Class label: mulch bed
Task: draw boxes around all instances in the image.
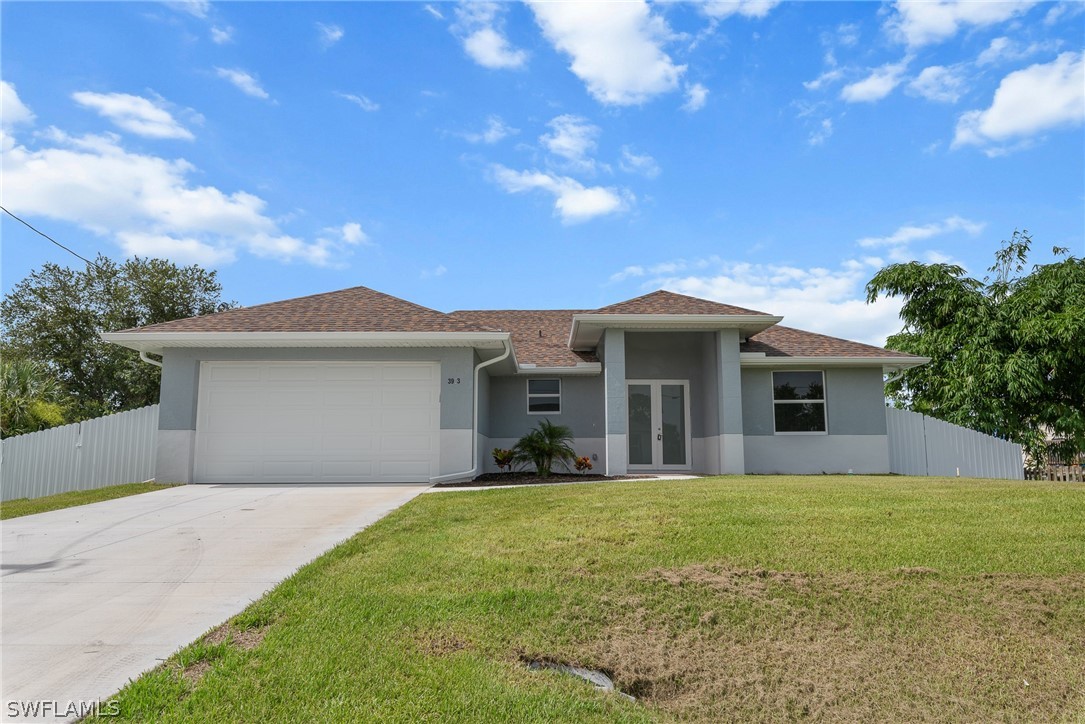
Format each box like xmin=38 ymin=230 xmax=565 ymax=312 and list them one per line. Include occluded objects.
xmin=435 ymin=472 xmax=651 ymax=488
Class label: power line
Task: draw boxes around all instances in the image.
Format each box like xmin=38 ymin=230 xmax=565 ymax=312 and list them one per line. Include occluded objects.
xmin=1 ymin=205 xmax=107 ymax=272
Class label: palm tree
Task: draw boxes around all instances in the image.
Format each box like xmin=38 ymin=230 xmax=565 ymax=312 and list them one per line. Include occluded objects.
xmin=512 ymin=419 xmax=576 ymax=478
xmin=1 ymin=357 xmax=68 ymax=438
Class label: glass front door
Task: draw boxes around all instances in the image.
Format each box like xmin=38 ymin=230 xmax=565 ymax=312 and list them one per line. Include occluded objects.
xmin=626 ymin=380 xmax=691 ymax=469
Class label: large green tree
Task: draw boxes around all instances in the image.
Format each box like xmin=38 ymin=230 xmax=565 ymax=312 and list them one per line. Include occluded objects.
xmin=1 ymin=256 xmax=235 ymax=419
xmin=0 ymin=357 xmax=68 ymax=437
xmin=866 ymin=231 xmax=1084 ymax=464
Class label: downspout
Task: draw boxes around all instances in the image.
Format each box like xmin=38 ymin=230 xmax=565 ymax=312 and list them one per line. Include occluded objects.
xmin=429 ymin=336 xmax=512 ymax=484
xmin=139 ymin=351 xmax=163 ymax=368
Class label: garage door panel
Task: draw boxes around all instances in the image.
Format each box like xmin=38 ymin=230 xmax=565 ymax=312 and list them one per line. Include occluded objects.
xmin=380 ymin=434 xmax=436 ymax=452
xmin=379 ymin=460 xmax=434 ymax=476
xmin=325 ymin=366 xmax=381 ymax=382
xmin=206 ymin=365 xmax=263 ymax=383
xmin=195 ymin=361 xmax=441 ymax=484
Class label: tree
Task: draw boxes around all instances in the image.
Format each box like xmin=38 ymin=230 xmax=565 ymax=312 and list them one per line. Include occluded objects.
xmin=866 ymin=230 xmax=1084 ymax=464
xmin=512 ymin=419 xmax=577 ymax=477
xmin=1 ymin=357 xmax=69 ymax=437
xmin=1 ymin=256 xmax=235 ymax=419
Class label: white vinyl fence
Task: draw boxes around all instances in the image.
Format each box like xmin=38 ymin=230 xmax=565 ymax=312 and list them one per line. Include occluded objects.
xmin=1 ymin=405 xmax=159 ymax=501
xmin=887 ymin=407 xmax=1023 ymax=480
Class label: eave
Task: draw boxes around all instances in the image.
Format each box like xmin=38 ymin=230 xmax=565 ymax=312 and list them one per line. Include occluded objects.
xmin=568 ymin=313 xmax=783 ymax=351
xmin=738 ymin=353 xmax=930 ymax=372
xmin=101 ymin=331 xmax=512 ymax=356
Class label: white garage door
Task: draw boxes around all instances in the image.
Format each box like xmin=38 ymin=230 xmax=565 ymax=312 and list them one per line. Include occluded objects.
xmin=194 ymin=361 xmax=440 ymax=483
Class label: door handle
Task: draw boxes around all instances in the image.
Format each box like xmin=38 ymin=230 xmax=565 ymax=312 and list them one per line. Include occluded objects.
xmin=656 ymin=433 xmax=662 ymax=441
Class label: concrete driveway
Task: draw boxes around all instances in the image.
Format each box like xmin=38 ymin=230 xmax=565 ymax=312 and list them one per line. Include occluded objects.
xmin=1 ymin=483 xmax=428 ymax=719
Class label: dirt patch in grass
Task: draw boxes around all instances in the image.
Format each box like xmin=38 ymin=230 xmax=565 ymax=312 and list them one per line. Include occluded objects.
xmin=418 ymin=631 xmax=470 ymax=656
xmin=583 ymin=564 xmax=1085 ymax=721
xmin=437 ymin=472 xmax=651 ymax=488
xmin=178 ymin=659 xmax=212 ymax=687
xmin=202 ymin=622 xmax=269 ymax=651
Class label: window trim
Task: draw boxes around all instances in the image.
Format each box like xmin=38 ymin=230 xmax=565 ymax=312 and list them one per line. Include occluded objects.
xmin=527 ymin=377 xmax=562 ymax=415
xmin=771 ymin=369 xmax=828 ymax=435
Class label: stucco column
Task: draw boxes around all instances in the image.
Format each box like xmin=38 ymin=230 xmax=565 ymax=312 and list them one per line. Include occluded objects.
xmin=716 ymin=329 xmax=746 ymax=474
xmin=603 ymin=328 xmax=628 ymax=476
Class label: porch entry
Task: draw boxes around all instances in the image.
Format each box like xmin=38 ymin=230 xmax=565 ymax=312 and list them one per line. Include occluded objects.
xmin=626 ymin=380 xmax=692 ymax=470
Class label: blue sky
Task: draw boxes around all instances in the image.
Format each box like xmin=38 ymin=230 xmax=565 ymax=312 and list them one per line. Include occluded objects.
xmin=2 ymin=0 xmax=1082 ymax=345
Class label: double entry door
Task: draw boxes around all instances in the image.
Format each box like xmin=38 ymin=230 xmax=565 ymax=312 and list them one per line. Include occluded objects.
xmin=627 ymin=379 xmax=691 ymax=470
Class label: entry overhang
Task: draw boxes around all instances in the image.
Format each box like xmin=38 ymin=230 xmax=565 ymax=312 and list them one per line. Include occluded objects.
xmin=568 ymin=313 xmax=784 ymax=351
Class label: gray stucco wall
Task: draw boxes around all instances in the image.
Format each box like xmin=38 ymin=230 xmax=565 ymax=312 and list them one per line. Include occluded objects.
xmin=158 ymin=347 xmax=475 ymax=431
xmin=741 ymin=366 xmax=888 ymax=436
xmin=625 ymin=332 xmax=713 ymax=438
xmin=477 ymin=364 xmax=492 ymax=438
xmin=487 ymin=375 xmax=604 ymax=439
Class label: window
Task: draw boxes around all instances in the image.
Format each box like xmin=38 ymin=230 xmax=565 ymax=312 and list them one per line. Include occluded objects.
xmin=772 ymin=371 xmax=826 ymax=433
xmin=527 ymin=378 xmax=561 ymax=414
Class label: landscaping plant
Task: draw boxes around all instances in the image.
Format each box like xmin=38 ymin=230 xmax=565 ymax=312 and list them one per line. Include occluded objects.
xmin=511 ymin=419 xmax=576 ymax=478
xmin=492 ymin=448 xmax=515 ymax=473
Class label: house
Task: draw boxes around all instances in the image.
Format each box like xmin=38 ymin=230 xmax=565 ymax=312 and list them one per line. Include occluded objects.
xmin=102 ymin=287 xmax=927 ymax=484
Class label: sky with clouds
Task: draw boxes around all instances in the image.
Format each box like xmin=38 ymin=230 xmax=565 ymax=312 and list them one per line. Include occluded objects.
xmin=2 ymin=1 xmax=1082 ymax=346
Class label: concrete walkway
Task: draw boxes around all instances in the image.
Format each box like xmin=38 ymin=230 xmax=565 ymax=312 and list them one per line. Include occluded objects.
xmin=425 ymin=474 xmax=701 ymax=493
xmin=1 ymin=483 xmax=428 ymax=720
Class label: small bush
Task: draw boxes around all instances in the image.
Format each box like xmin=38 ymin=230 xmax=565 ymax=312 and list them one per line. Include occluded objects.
xmin=511 ymin=419 xmax=576 ymax=478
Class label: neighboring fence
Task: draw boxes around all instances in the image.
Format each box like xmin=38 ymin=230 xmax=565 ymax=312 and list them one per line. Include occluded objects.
xmin=886 ymin=407 xmax=1023 ymax=480
xmin=1028 ymin=465 xmax=1085 ymax=482
xmin=1 ymin=405 xmax=159 ymax=502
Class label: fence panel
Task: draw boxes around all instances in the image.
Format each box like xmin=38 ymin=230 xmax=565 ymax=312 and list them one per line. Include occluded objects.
xmin=886 ymin=407 xmax=1023 ymax=480
xmin=1 ymin=405 xmax=159 ymax=501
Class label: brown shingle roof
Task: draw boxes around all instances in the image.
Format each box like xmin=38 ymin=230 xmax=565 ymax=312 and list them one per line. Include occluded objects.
xmin=593 ymin=290 xmax=771 ymax=316
xmin=115 ymin=285 xmax=914 ymax=365
xmin=120 ymin=286 xmax=493 ymax=334
xmin=448 ymin=310 xmax=596 ymax=367
xmin=742 ymin=325 xmax=918 ymax=359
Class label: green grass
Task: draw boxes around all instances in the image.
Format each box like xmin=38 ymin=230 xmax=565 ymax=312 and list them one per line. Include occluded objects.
xmin=97 ymin=476 xmax=1085 ymax=722
xmin=0 ymin=481 xmax=178 ymax=519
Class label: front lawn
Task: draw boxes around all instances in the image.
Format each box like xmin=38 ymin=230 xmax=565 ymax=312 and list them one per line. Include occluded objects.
xmin=100 ymin=476 xmax=1085 ymax=722
xmin=0 ymin=481 xmax=178 ymax=520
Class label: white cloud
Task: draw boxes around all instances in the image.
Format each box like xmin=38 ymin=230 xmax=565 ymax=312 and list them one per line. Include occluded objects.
xmin=836 ymin=22 xmax=860 ymax=47
xmin=840 ymin=58 xmax=911 ymax=103
xmin=336 ymin=92 xmax=380 ymax=112
xmin=528 ymin=0 xmax=685 ymax=106
xmin=803 ymin=68 xmax=844 ymax=91
xmin=701 ymin=0 xmax=780 ymax=19
xmin=462 ymin=115 xmax=517 ymax=144
xmin=489 ymin=164 xmax=631 ymax=223
xmin=1045 ymin=1 xmax=1085 ymax=25
xmin=423 ymin=4 xmax=444 ymax=20
xmin=908 ymin=65 xmax=966 ymax=103
xmin=954 ymin=52 xmax=1085 ymax=151
xmin=540 ymin=115 xmax=599 ymax=170
xmin=337 ymin=222 xmax=369 ymax=245
xmin=808 ymin=118 xmax=833 ymax=146
xmin=215 ymin=67 xmax=271 ymax=101
xmin=210 ymin=25 xmax=233 ymax=44
xmin=72 ymin=91 xmax=194 ymax=140
xmin=116 ymin=232 xmax=236 ymax=266
xmin=452 ymin=2 xmax=528 ymax=70
xmin=857 ymin=215 xmax=985 ymax=260
xmin=1 ymin=80 xmax=35 ymax=130
xmin=420 ymin=264 xmax=447 ymax=279
xmin=316 ymin=22 xmax=344 ymax=49
xmin=2 ymin=121 xmax=357 ymax=267
xmin=164 ymin=0 xmax=210 ymax=19
xmin=681 ymin=82 xmax=709 ymax=112
xmin=625 ymin=256 xmax=905 ymax=346
xmin=619 ymin=146 xmax=661 ymax=178
xmin=886 ymin=0 xmax=1038 ymax=48
xmin=976 ymin=36 xmax=1063 ymax=66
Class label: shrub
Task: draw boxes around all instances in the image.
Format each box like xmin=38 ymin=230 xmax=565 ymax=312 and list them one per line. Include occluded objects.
xmin=492 ymin=448 xmax=515 ymax=473
xmin=511 ymin=419 xmax=576 ymax=478
xmin=574 ymin=456 xmax=592 ymax=473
